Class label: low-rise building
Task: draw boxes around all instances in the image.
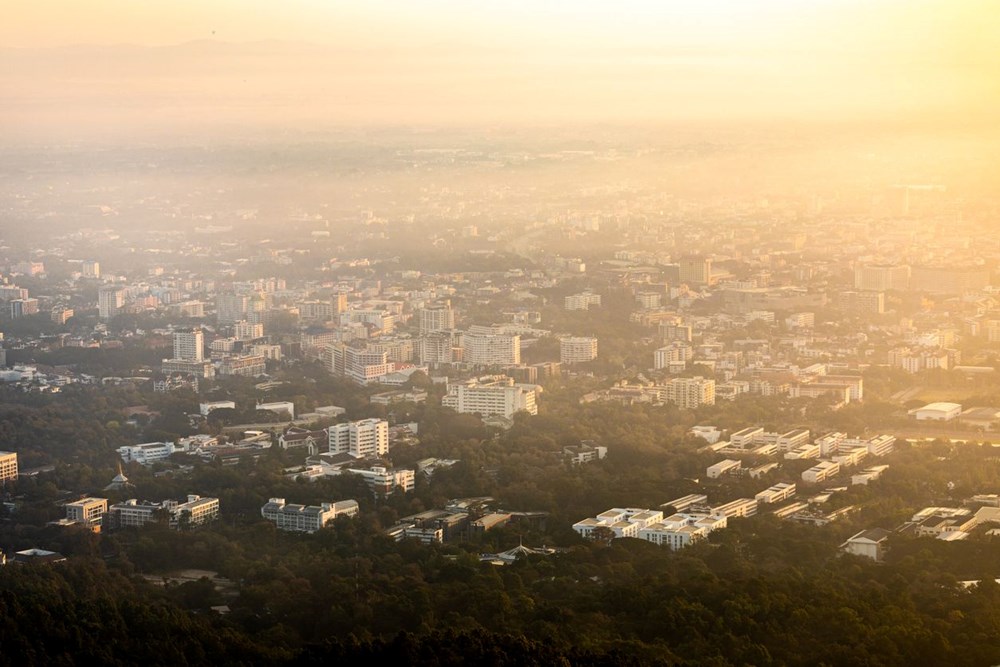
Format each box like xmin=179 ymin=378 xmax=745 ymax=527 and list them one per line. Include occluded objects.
xmin=0 ymin=451 xmax=18 ymax=482
xmin=841 ymin=528 xmax=891 ymax=561
xmin=64 ymin=497 xmax=108 ymax=528
xmin=755 ymin=483 xmax=797 ymax=505
xmin=260 ymin=497 xmax=359 ymax=533
xmin=707 ymin=459 xmax=742 ymax=479
xmin=802 ymin=461 xmax=841 ymax=484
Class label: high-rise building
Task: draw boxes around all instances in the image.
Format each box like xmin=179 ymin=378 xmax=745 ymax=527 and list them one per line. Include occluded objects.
xmin=462 ymin=326 xmax=520 ymax=366
xmin=82 ymin=260 xmax=101 ymax=278
xmin=418 ymin=302 xmax=455 ymax=334
xmin=173 ymin=329 xmax=204 ymax=362
xmin=560 ymin=337 xmax=598 ymax=364
xmin=662 ymin=376 xmax=715 ymax=408
xmin=9 ymin=298 xmax=39 ymax=318
xmin=328 ymin=418 xmax=389 ymax=458
xmin=0 ymin=451 xmax=18 ymax=482
xmin=679 ymin=256 xmax=712 ymax=286
xmin=215 ymin=293 xmax=249 ymax=324
xmin=234 ymin=320 xmax=264 ymax=340
xmin=98 ymin=286 xmax=125 ymax=320
xmin=853 ymin=264 xmax=910 ymax=291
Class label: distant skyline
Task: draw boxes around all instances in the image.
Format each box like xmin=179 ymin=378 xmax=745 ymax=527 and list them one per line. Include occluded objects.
xmin=3 ymin=1 xmax=999 ymax=138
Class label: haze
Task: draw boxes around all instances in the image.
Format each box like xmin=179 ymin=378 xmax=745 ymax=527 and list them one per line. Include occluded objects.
xmin=3 ymin=1 xmax=999 ymax=138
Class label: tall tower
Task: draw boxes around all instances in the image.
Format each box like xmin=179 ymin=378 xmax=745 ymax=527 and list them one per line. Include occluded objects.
xmin=173 ymin=330 xmax=204 ymax=362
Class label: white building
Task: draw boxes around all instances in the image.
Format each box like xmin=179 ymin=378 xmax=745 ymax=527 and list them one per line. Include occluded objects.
xmin=329 ymin=418 xmax=389 ymax=458
xmin=755 ymin=483 xmax=797 ymax=505
xmin=418 ymin=302 xmax=455 ymax=334
xmin=98 ymin=286 xmax=125 ymax=320
xmin=908 ymin=402 xmax=962 ymax=421
xmin=662 ymin=376 xmax=715 ymax=408
xmin=173 ymin=330 xmax=204 ymax=362
xmin=560 ymin=337 xmax=598 ymax=365
xmin=256 ymin=401 xmax=295 ymax=419
xmin=199 ymin=400 xmax=236 ymax=416
xmin=116 ymin=442 xmax=176 ymax=466
xmin=802 ymin=460 xmax=841 ymax=484
xmin=65 ymin=497 xmax=108 ymax=528
xmin=707 ymin=459 xmax=742 ymax=479
xmin=347 ymin=466 xmax=415 ymax=496
xmin=841 ymin=528 xmax=891 ymax=561
xmin=260 ymin=497 xmax=359 ymax=533
xmin=565 ymin=291 xmax=601 ymax=311
xmin=442 ymin=376 xmax=538 ymax=419
xmin=462 ymin=327 xmax=520 ymax=367
xmin=109 ymin=495 xmax=219 ymax=529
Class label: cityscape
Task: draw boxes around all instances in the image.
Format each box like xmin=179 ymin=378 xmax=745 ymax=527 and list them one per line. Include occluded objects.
xmin=2 ymin=1 xmax=1000 ymax=665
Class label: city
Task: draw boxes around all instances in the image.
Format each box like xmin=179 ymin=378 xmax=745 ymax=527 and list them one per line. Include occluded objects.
xmin=2 ymin=1 xmax=1000 ymax=665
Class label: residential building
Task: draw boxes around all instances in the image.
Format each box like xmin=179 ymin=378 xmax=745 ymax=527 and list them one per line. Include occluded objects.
xmin=0 ymin=451 xmax=17 ymax=482
xmin=560 ymin=337 xmax=598 ymax=364
xmin=853 ymin=264 xmax=909 ymax=291
xmin=463 ymin=326 xmax=520 ymax=366
xmin=564 ymin=291 xmax=601 ymax=311
xmin=9 ymin=298 xmax=39 ymax=318
xmin=219 ymin=354 xmax=266 ymax=377
xmin=173 ymin=329 xmax=204 ymax=362
xmin=329 ymin=418 xmax=389 ymax=458
xmin=662 ymin=376 xmax=715 ymax=408
xmin=98 ymin=286 xmax=125 ymax=320
xmin=418 ymin=302 xmax=455 ymax=334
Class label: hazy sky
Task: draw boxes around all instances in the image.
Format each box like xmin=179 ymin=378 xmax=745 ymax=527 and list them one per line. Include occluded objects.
xmin=3 ymin=1 xmax=998 ymax=138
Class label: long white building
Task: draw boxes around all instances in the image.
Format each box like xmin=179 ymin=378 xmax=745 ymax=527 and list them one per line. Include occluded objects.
xmin=260 ymin=497 xmax=359 ymax=533
xmin=462 ymin=326 xmax=520 ymax=367
xmin=442 ymin=376 xmax=538 ymax=419
xmin=560 ymin=337 xmax=598 ymax=365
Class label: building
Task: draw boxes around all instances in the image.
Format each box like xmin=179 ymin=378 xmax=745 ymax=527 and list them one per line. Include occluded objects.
xmin=256 ymin=401 xmax=295 ymax=419
xmin=116 ymin=442 xmax=176 ymax=466
xmin=64 ymin=497 xmax=108 ymax=528
xmin=679 ymin=256 xmax=712 ymax=285
xmin=328 ymin=418 xmax=389 ymax=458
xmin=711 ymin=498 xmax=758 ymax=519
xmin=82 ymin=260 xmax=100 ymax=278
xmin=442 ymin=376 xmax=538 ymax=419
xmin=98 ymin=286 xmax=125 ymax=320
xmin=707 ymin=459 xmax=742 ymax=479
xmin=234 ymin=320 xmax=264 ymax=340
xmin=853 ymin=264 xmax=910 ymax=291
xmin=9 ymin=298 xmax=39 ymax=318
xmin=662 ymin=376 xmax=715 ymax=408
xmin=173 ymin=329 xmax=204 ymax=362
xmin=218 ymin=354 xmax=267 ymax=377
xmin=463 ymin=326 xmax=520 ymax=367
xmin=418 ymin=302 xmax=455 ymax=334
xmin=560 ymin=337 xmax=598 ymax=365
xmin=215 ymin=293 xmax=249 ymax=324
xmin=908 ymin=402 xmax=962 ymax=421
xmin=0 ymin=451 xmax=17 ymax=482
xmin=161 ymin=358 xmax=215 ymax=379
xmin=563 ymin=441 xmax=607 ymax=464
xmin=755 ymin=483 xmax=797 ymax=505
xmin=564 ymin=291 xmax=602 ymax=311
xmin=802 ymin=461 xmax=841 ymax=484
xmin=346 ymin=466 xmax=415 ymax=496
xmin=841 ymin=528 xmax=891 ymax=561
xmin=108 ymin=495 xmax=219 ymax=529
xmin=260 ymin=497 xmax=359 ymax=533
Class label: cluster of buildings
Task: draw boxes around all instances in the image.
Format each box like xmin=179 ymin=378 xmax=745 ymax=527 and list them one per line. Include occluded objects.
xmin=58 ymin=494 xmax=219 ymax=531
